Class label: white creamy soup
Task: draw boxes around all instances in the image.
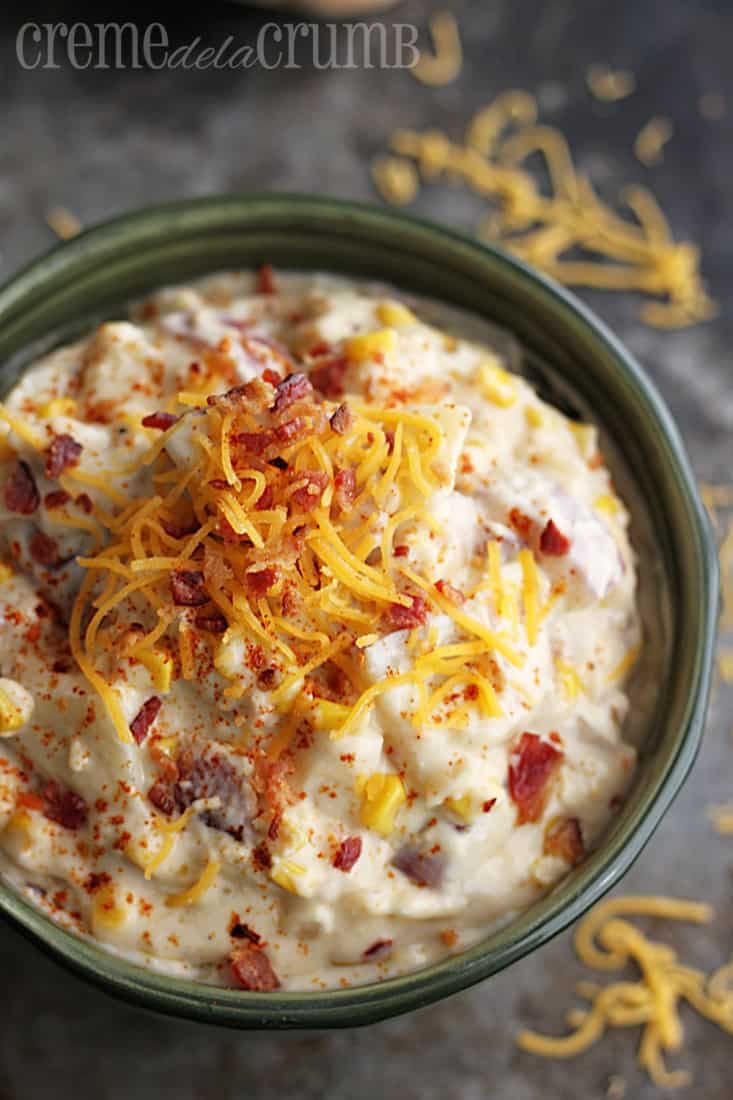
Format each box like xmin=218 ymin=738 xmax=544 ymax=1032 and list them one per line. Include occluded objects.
xmin=0 ymin=270 xmax=640 ymax=991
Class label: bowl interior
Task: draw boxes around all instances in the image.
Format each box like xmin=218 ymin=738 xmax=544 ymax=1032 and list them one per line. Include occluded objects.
xmin=0 ymin=195 xmax=718 ymax=1027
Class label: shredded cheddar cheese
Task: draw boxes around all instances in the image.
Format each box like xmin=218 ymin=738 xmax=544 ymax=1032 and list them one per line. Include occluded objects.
xmin=635 ymin=117 xmax=674 ymax=167
xmin=165 ymin=855 xmax=221 ymax=908
xmin=411 ymin=11 xmax=462 ymax=87
xmin=374 ymin=91 xmax=714 ymax=328
xmin=517 ymin=896 xmax=733 ymax=1089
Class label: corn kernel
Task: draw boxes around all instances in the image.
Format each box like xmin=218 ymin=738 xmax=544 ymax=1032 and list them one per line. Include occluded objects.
xmin=0 ymin=680 xmax=33 ymax=736
xmin=344 ymin=329 xmax=397 ymax=363
xmin=312 ymin=699 xmax=352 ymax=732
xmin=0 ymin=561 xmax=13 ymax=584
xmin=594 ymin=493 xmax=619 ymax=515
xmin=271 ymin=858 xmax=306 ymax=894
xmin=38 ymin=397 xmax=77 ymax=419
xmin=444 ymin=794 xmax=473 ymax=822
xmin=569 ymin=421 xmax=596 ymax=458
xmin=525 ymin=406 xmax=544 ymax=428
xmin=4 ymin=810 xmax=33 ymax=852
xmin=477 ymin=359 xmax=517 ymax=407
xmin=376 ymin=301 xmax=416 ymax=327
xmin=91 ymin=885 xmax=127 ymax=931
xmin=359 ymin=773 xmax=406 ymax=835
xmin=137 ymin=648 xmax=173 ymax=693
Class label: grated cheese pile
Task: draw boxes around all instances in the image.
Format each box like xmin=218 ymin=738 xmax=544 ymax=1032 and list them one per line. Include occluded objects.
xmin=518 ymin=895 xmax=733 ymax=1088
xmin=373 ymin=90 xmax=715 ymax=328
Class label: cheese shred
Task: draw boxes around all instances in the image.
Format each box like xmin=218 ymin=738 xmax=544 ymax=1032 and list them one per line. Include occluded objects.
xmin=517 ymin=895 xmax=733 ymax=1088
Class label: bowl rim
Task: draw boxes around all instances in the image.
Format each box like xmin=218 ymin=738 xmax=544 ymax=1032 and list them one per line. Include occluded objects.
xmin=0 ymin=193 xmax=719 ymax=1028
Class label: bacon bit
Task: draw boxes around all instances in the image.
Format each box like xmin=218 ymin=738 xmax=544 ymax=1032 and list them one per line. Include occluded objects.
xmin=307 ymin=340 xmax=332 ymax=358
xmin=290 ymin=469 xmax=328 ymax=511
xmin=44 ymin=489 xmax=71 ymax=509
xmin=175 ymin=750 xmax=254 ymax=841
xmin=255 ymin=483 xmax=275 ymax=509
xmin=245 ymin=565 xmax=279 ymax=596
xmin=161 ymin=516 xmax=198 ymax=539
xmin=330 ymin=402 xmax=353 ymax=435
xmin=84 ymin=871 xmax=112 ymax=893
xmin=271 ymin=373 xmax=313 ymax=415
xmin=130 ymin=696 xmax=162 ymax=745
xmin=435 ymin=579 xmax=465 ymax=605
xmin=3 ymin=460 xmax=40 ymax=514
xmin=539 ymin=519 xmax=571 ymax=556
xmin=194 ymin=608 xmax=228 ymax=634
xmin=393 ymin=544 xmax=409 ymax=558
xmin=544 ymin=816 xmax=585 ymax=864
xmin=42 ymin=780 xmax=88 ymax=830
xmin=509 ymin=507 xmax=534 ymax=542
xmin=309 ymin=354 xmax=348 ymax=397
xmin=141 ymin=411 xmax=180 ymax=430
xmin=148 ymin=780 xmax=176 ymax=816
xmin=381 ymin=593 xmax=428 ymax=632
xmin=75 ymin=492 xmax=94 ymax=514
xmin=252 ymin=842 xmax=272 ymax=872
xmin=363 ymin=938 xmax=393 ymax=960
xmin=229 ymin=941 xmax=280 ymax=991
xmin=29 ymin=531 xmax=64 ymax=568
xmin=333 ymin=836 xmax=362 ymax=872
xmin=482 ymin=798 xmax=497 ymax=813
xmin=276 ymin=417 xmax=306 ymax=445
xmin=392 ymin=846 xmax=446 ymax=888
xmin=170 ymin=570 xmax=209 ymax=607
xmin=508 ymin=731 xmax=564 ymax=825
xmin=229 ymin=917 xmax=261 ymax=943
xmin=262 ymin=367 xmax=282 ymax=386
xmin=44 ymin=433 xmax=82 ymax=479
xmin=257 ymin=667 xmax=280 ymax=691
xmin=333 ymin=467 xmax=356 ymax=511
xmin=255 ymin=263 xmax=276 ymax=296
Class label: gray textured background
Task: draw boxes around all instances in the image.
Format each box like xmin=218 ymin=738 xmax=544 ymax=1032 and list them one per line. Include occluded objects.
xmin=0 ymin=1 xmax=731 ymax=1097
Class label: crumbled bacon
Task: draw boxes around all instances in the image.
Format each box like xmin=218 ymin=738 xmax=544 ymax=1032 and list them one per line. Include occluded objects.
xmin=307 ymin=340 xmax=331 ymax=358
xmin=161 ymin=516 xmax=198 ymax=540
xmin=329 ymin=403 xmax=353 ymax=435
xmin=42 ymin=780 xmax=88 ymax=830
xmin=255 ymin=263 xmax=276 ymax=296
xmin=309 ymin=354 xmax=348 ymax=397
xmin=170 ymin=570 xmax=209 ymax=606
xmin=508 ymin=507 xmax=534 ymax=542
xmin=229 ymin=917 xmax=261 ymax=943
xmin=175 ymin=749 xmax=254 ymax=841
xmin=392 ymin=846 xmax=446 ymax=888
xmin=381 ymin=594 xmax=428 ymax=632
xmin=3 ymin=460 xmax=39 ymax=514
xmin=393 ymin=544 xmax=409 ymax=558
xmin=29 ymin=531 xmax=64 ymax=568
xmin=75 ymin=492 xmax=93 ymax=514
xmin=229 ymin=941 xmax=280 ymax=991
xmin=435 ymin=579 xmax=465 ymax=605
xmin=141 ymin=411 xmax=180 ymax=430
xmin=363 ymin=938 xmax=393 ymax=960
xmin=194 ymin=608 xmax=228 ymax=634
xmin=245 ymin=565 xmax=279 ymax=595
xmin=44 ymin=433 xmax=82 ymax=479
xmin=44 ymin=489 xmax=71 ymax=510
xmin=544 ymin=816 xmax=584 ymax=864
xmin=271 ymin=373 xmax=313 ymax=415
xmin=148 ymin=780 xmax=176 ymax=816
xmin=333 ymin=467 xmax=356 ymax=510
xmin=130 ymin=696 xmax=162 ymax=745
xmin=508 ymin=732 xmax=564 ymax=825
xmin=262 ymin=367 xmax=282 ymax=386
xmin=289 ymin=469 xmax=328 ymax=512
xmin=539 ymin=519 xmax=571 ymax=556
xmin=333 ymin=836 xmax=362 ymax=872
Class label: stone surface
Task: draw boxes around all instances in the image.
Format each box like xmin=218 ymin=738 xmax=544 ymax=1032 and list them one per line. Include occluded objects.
xmin=0 ymin=1 xmax=731 ymax=1097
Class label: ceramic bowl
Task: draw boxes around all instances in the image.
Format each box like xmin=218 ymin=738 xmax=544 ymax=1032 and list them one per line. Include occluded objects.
xmin=0 ymin=195 xmax=718 ymax=1027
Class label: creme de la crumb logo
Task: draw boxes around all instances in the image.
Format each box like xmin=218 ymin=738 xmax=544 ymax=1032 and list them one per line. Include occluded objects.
xmin=16 ymin=20 xmax=421 ymax=72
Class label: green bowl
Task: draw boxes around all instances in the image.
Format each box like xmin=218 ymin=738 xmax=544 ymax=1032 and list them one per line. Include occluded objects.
xmin=0 ymin=195 xmax=719 ymax=1028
